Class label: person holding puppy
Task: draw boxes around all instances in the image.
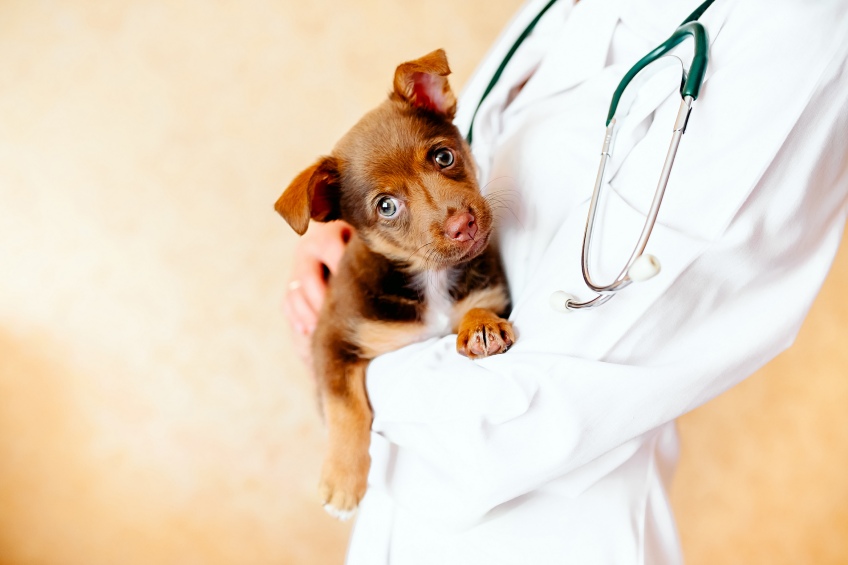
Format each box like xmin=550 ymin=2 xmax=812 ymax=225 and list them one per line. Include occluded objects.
xmin=284 ymin=0 xmax=848 ymax=563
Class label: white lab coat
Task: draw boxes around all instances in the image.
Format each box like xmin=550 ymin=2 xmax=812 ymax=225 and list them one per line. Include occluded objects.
xmin=347 ymin=0 xmax=848 ymax=563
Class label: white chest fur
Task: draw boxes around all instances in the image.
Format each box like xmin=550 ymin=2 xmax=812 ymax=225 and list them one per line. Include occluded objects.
xmin=414 ymin=269 xmax=456 ymax=338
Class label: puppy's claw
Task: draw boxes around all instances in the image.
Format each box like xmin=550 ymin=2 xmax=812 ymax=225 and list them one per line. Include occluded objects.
xmin=457 ymin=315 xmax=514 ymax=359
xmin=318 ymin=480 xmax=362 ymax=521
xmin=323 ymin=503 xmax=357 ymax=521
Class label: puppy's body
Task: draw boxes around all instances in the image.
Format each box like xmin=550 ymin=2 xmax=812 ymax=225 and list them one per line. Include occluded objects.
xmin=276 ymin=50 xmax=514 ymax=518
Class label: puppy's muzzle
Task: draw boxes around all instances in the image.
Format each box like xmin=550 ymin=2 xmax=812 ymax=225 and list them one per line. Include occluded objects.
xmin=444 ymin=211 xmax=478 ymax=242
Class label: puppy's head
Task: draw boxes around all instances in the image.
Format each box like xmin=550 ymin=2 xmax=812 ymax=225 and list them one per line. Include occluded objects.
xmin=275 ymin=49 xmax=492 ymax=271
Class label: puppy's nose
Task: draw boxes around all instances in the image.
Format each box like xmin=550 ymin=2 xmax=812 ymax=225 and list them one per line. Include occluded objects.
xmin=445 ymin=212 xmax=478 ymax=242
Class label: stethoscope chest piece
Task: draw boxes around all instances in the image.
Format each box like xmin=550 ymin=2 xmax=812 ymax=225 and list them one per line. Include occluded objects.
xmin=549 ymin=253 xmax=661 ymax=313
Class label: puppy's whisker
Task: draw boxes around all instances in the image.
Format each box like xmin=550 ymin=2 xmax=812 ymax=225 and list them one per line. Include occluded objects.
xmin=481 ymin=176 xmax=517 ymax=193
xmin=407 ymin=241 xmax=435 ymax=263
xmin=484 ymin=193 xmax=523 ymax=229
xmin=423 ymin=247 xmax=440 ymax=273
xmin=484 ymin=193 xmax=519 ymax=206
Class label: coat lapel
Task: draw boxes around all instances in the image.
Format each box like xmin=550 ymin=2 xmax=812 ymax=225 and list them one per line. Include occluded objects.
xmin=454 ymin=0 xmax=573 ymax=136
xmin=503 ymin=0 xmax=620 ymax=118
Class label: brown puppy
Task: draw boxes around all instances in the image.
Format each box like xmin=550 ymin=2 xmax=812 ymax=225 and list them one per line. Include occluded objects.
xmin=275 ymin=49 xmax=514 ymax=519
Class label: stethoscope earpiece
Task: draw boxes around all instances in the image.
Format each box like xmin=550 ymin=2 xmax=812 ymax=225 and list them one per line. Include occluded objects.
xmin=627 ymin=254 xmax=661 ymax=282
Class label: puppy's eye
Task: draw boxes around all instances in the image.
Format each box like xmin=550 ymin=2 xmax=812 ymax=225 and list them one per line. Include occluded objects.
xmin=434 ymin=148 xmax=455 ymax=168
xmin=377 ymin=196 xmax=399 ymax=218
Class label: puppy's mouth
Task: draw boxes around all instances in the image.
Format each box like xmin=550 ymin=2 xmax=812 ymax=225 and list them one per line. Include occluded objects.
xmin=460 ymin=231 xmax=490 ymax=260
xmin=404 ymin=231 xmax=490 ymax=271
xmin=437 ymin=229 xmax=490 ymax=267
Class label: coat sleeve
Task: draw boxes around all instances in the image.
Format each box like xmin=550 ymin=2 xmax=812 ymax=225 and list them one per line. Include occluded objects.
xmin=364 ymin=34 xmax=848 ymax=531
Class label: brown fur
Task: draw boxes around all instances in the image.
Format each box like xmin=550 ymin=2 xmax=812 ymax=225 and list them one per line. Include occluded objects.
xmin=275 ymin=49 xmax=514 ymax=517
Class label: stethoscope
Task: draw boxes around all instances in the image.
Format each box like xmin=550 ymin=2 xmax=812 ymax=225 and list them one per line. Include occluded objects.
xmin=466 ymin=0 xmax=714 ymax=312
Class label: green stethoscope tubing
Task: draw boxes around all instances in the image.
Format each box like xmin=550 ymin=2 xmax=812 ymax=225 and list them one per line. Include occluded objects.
xmin=466 ymin=0 xmax=715 ymax=141
xmin=607 ymin=9 xmax=711 ymax=125
xmin=466 ymin=0 xmax=717 ymax=312
xmin=465 ymin=0 xmax=559 ymax=144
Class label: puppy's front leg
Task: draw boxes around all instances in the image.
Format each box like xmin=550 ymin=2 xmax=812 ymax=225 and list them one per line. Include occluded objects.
xmin=319 ymin=358 xmax=372 ymax=520
xmin=456 ymin=307 xmax=514 ymax=359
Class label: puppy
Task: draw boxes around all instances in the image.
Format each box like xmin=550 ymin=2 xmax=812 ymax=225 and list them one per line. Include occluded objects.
xmin=275 ymin=49 xmax=514 ymax=519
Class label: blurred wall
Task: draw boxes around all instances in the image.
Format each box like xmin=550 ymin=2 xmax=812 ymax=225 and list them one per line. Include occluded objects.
xmin=0 ymin=2 xmax=845 ymax=564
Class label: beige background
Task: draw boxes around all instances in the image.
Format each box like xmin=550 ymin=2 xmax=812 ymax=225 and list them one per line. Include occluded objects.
xmin=0 ymin=1 xmax=846 ymax=564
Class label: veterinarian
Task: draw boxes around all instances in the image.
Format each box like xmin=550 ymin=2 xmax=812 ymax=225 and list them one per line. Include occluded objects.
xmin=284 ymin=0 xmax=848 ymax=562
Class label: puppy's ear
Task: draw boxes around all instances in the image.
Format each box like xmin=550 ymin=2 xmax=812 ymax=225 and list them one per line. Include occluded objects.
xmin=392 ymin=49 xmax=456 ymax=119
xmin=275 ymin=157 xmax=341 ymax=235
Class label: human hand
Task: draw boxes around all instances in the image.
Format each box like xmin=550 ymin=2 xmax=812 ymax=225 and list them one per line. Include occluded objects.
xmin=282 ymin=220 xmax=352 ymax=364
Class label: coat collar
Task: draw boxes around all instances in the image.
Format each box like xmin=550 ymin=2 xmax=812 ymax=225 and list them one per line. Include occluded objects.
xmin=508 ymin=0 xmax=733 ymax=116
xmin=503 ymin=0 xmax=620 ymax=117
xmin=454 ymin=0 xmax=574 ymax=135
xmin=462 ymin=0 xmax=734 ymax=145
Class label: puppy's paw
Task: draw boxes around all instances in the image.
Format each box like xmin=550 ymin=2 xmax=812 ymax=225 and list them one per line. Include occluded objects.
xmin=318 ymin=455 xmax=369 ymax=521
xmin=456 ymin=309 xmax=514 ymax=359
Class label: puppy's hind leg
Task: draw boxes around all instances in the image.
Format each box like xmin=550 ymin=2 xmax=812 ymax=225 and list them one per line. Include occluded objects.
xmin=319 ymin=358 xmax=372 ymax=520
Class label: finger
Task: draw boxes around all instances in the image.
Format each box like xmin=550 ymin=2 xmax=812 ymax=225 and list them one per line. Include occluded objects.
xmin=291 ymin=328 xmax=313 ymax=366
xmin=284 ymin=286 xmax=319 ymax=335
xmin=281 ymin=296 xmax=314 ymax=366
xmin=281 ymin=296 xmax=306 ymax=336
xmin=299 ymin=268 xmax=327 ymax=315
